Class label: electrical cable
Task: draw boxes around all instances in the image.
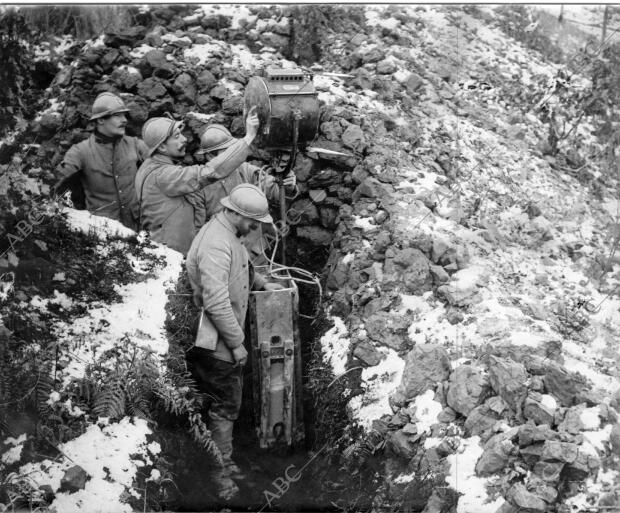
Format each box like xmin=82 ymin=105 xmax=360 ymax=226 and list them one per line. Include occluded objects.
xmin=258 ymin=222 xmax=323 ymax=320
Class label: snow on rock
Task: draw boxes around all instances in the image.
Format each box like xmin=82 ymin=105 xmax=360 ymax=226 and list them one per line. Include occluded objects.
xmin=409 ymin=390 xmax=442 ymax=434
xmin=348 ymin=348 xmax=405 ymax=429
xmin=445 ymin=436 xmax=506 ymax=513
xmin=320 ymin=316 xmax=349 ymax=376
xmin=19 ymin=418 xmax=158 ymax=513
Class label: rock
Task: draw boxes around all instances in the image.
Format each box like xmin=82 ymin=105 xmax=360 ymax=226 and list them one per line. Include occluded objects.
xmin=431 ymin=238 xmax=450 ymax=263
xmin=446 ymin=364 xmax=491 ymax=416
xmin=209 ymin=84 xmax=228 ymax=100
xmin=137 ymin=77 xmax=168 ymax=100
xmin=173 ymin=73 xmax=196 ymax=102
xmin=523 ymin=394 xmax=556 ymax=426
xmin=388 ymin=429 xmax=417 ymax=459
xmin=307 ymin=168 xmax=341 ymax=188
xmin=362 ymin=47 xmax=385 ymax=63
xmin=544 ymin=363 xmax=592 ymax=407
xmin=110 ymin=66 xmax=143 ymax=91
xmin=353 ymin=340 xmax=383 ymax=367
xmin=105 ymin=25 xmax=146 ymax=48
xmin=404 ymin=73 xmax=425 ymax=94
xmin=365 ymin=312 xmax=409 ymax=350
xmin=517 ymin=424 xmax=560 ymax=448
xmin=376 ymin=58 xmax=397 ymax=74
xmin=475 ymin=432 xmax=517 ymax=476
xmin=526 ymin=476 xmax=558 ymax=503
xmin=320 ymin=120 xmax=344 ymax=141
xmin=565 ymin=449 xmax=600 ymax=480
xmin=37 ymin=113 xmax=62 ymax=138
xmin=296 ymin=226 xmax=333 ymax=245
xmin=319 ymin=207 xmax=339 ymax=229
xmin=144 ymin=50 xmax=175 ymax=79
xmin=436 ymin=284 xmax=479 ymax=307
xmin=533 ymin=460 xmax=564 ymax=484
xmin=487 ymin=356 xmax=527 ymax=413
xmin=519 ymin=444 xmax=544 ymax=466
xmin=341 ymin=124 xmax=367 ymax=153
xmin=429 ymin=264 xmax=449 ymax=284
xmin=100 ymin=48 xmax=119 ymax=71
xmin=399 ymin=345 xmax=451 ymax=400
xmin=558 ymin=404 xmax=589 ymax=434
xmin=437 ymin=407 xmax=457 ymax=423
xmin=53 ymin=66 xmax=73 ymax=88
xmin=222 ymin=96 xmax=243 ymax=115
xmin=60 ymin=465 xmax=88 ymax=493
xmin=464 ymin=404 xmax=501 ymax=441
xmin=506 ymin=482 xmax=546 ymax=513
xmin=354 ymin=177 xmax=390 ymax=200
xmin=391 ymin=248 xmax=432 ymax=294
xmin=540 ymin=440 xmax=579 ymax=464
xmin=611 ymin=423 xmax=620 ymax=456
xmin=289 ymin=198 xmax=319 ymax=225
xmin=260 ymin=31 xmax=289 ymax=52
xmin=196 ymin=69 xmax=217 ymax=92
xmin=610 ymin=388 xmax=620 ymax=412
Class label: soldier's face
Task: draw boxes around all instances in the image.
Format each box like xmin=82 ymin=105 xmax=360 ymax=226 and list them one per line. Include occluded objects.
xmin=98 ymin=113 xmax=127 ymax=137
xmin=237 ymin=217 xmax=260 ymax=236
xmin=161 ymin=127 xmax=187 ymax=158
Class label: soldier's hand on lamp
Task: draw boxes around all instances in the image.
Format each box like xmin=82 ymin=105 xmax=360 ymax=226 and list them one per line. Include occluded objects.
xmin=243 ymin=106 xmax=260 ymax=146
xmin=232 ymin=344 xmax=248 ymax=366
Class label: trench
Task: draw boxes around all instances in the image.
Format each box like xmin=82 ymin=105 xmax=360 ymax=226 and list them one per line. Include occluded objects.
xmin=160 ymin=218 xmax=382 ymax=512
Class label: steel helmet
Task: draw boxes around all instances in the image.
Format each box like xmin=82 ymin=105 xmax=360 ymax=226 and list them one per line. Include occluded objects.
xmin=142 ymin=117 xmax=184 ymax=156
xmin=196 ymin=124 xmax=236 ymax=155
xmin=89 ymin=92 xmax=130 ymax=121
xmin=220 ymin=184 xmax=273 ymax=224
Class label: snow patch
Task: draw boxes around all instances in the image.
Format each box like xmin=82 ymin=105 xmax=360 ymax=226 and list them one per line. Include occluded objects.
xmin=320 ymin=316 xmax=349 ymax=376
xmin=445 ymin=436 xmax=506 ymax=513
xmin=348 ymin=348 xmax=405 ymax=429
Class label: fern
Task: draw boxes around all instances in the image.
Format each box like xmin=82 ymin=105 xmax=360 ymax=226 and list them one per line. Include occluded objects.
xmin=94 ymin=374 xmax=126 ymax=419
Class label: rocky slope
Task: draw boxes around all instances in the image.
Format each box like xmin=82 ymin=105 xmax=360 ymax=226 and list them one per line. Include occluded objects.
xmin=0 ymin=4 xmax=619 ymax=513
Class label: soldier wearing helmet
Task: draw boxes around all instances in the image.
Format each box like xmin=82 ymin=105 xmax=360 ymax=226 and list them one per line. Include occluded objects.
xmin=186 ymin=184 xmax=284 ymax=500
xmin=55 ymin=92 xmax=149 ymax=230
xmin=190 ymin=123 xmax=297 ymax=262
xmin=135 ymin=108 xmax=260 ymax=255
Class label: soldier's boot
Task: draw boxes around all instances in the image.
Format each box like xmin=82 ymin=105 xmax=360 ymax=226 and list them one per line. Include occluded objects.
xmin=209 ymin=418 xmax=246 ymax=487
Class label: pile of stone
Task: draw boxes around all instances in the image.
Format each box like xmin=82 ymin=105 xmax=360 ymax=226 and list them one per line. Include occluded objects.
xmin=365 ymin=337 xmax=620 ymax=512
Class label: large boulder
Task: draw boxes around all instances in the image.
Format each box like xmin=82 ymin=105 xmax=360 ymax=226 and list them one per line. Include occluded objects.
xmin=523 ymin=393 xmax=556 ymax=426
xmin=486 ymin=356 xmax=528 ymax=413
xmin=399 ymin=345 xmax=451 ymax=400
xmin=543 ymin=362 xmax=592 ymax=407
xmin=388 ymin=247 xmax=432 ymax=295
xmin=475 ymin=431 xmax=517 ymax=476
xmin=464 ymin=403 xmax=502 ymax=442
xmin=365 ymin=311 xmax=410 ymax=350
xmin=446 ymin=364 xmax=491 ymax=416
xmin=506 ymin=483 xmax=546 ymax=513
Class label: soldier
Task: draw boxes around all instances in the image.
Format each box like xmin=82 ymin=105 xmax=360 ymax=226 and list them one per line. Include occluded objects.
xmin=192 ymin=124 xmax=297 ymax=262
xmin=186 ymin=184 xmax=283 ymax=500
xmin=135 ymin=108 xmax=260 ymax=255
xmin=55 ymin=92 xmax=148 ymax=230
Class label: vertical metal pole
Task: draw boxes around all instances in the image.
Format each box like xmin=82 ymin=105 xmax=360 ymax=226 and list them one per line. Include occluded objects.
xmin=602 ymin=5 xmax=610 ymax=44
xmin=280 ymin=111 xmax=301 ymax=265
